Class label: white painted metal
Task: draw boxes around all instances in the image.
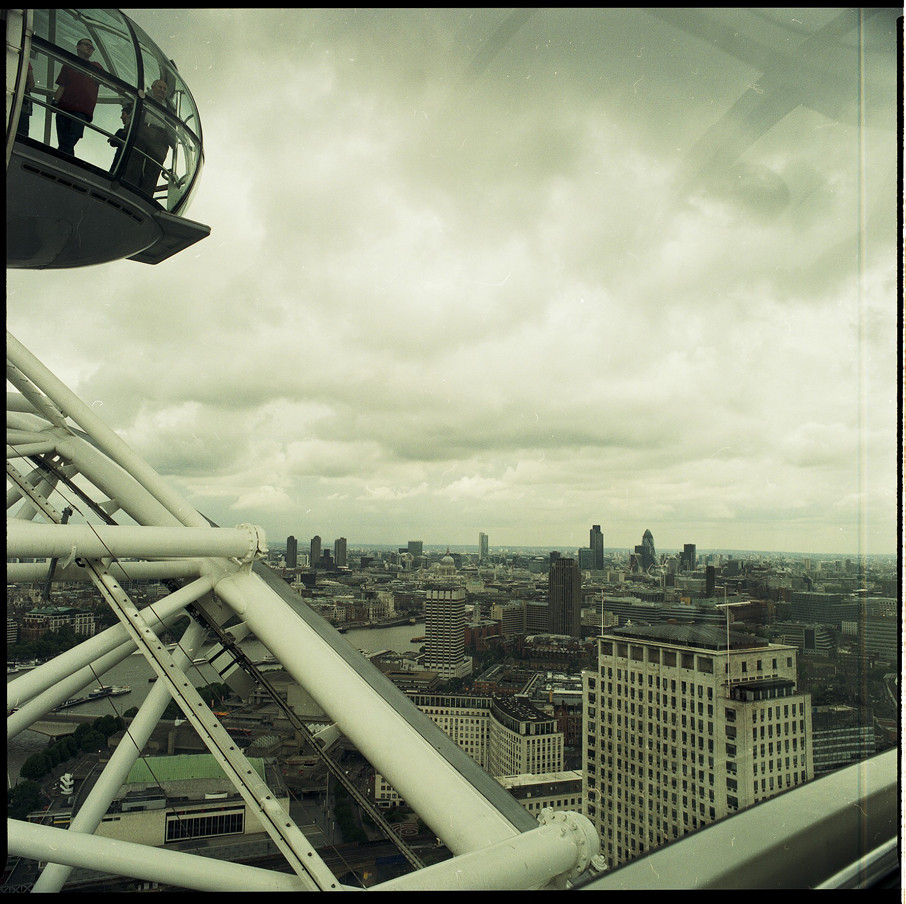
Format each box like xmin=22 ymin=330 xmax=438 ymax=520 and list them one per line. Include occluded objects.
xmin=8 ymin=520 xmax=267 ymax=562
xmin=8 ymin=639 xmax=150 ymax=739
xmin=7 ymin=332 xmax=206 ymax=528
xmin=6 ymin=329 xmax=599 ymax=889
xmin=581 ymin=748 xmax=899 ymax=890
xmin=214 ymin=568 xmax=537 ymax=856
xmin=7 ymin=432 xmax=180 ymax=528
xmin=7 ymin=574 xmax=213 ymax=725
xmin=32 ymin=621 xmax=209 ymax=892
xmin=371 ymin=810 xmax=598 ymax=890
xmin=7 ymin=459 xmax=64 ymax=520
xmin=6 ymin=558 xmax=206 ymax=583
xmin=8 ymin=820 xmax=318 ymax=893
xmin=74 ymin=554 xmax=342 ymax=890
xmin=8 ymin=440 xmax=57 ymax=457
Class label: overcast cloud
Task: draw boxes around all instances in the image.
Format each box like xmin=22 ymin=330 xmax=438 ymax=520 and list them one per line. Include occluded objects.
xmin=7 ymin=9 xmax=900 ymax=554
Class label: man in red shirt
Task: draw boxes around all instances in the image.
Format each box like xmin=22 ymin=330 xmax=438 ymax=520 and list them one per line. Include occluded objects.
xmin=53 ymin=38 xmax=103 ymax=155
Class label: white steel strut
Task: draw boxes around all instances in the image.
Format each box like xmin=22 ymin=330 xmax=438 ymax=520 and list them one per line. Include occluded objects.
xmin=6 ymin=329 xmax=599 ymax=890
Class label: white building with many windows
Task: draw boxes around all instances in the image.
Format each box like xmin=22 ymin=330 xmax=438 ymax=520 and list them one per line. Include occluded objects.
xmin=408 ymin=691 xmax=492 ymax=767
xmin=583 ymin=624 xmax=813 ymax=869
xmin=373 ymin=692 xmax=566 ymax=807
xmin=496 ymin=771 xmax=583 ymax=818
xmin=423 ymin=578 xmax=472 ymax=681
xmin=488 ymin=696 xmax=564 ymax=778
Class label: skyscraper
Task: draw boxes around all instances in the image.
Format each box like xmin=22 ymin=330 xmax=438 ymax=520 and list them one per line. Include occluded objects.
xmin=479 ymin=532 xmax=489 ymax=563
xmin=583 ymin=623 xmax=813 ymax=869
xmin=640 ymin=529 xmax=657 ymax=571
xmin=590 ymin=525 xmax=604 ymax=571
xmin=408 ymin=540 xmax=424 ymax=559
xmin=548 ymin=558 xmax=581 ymax=637
xmin=423 ymin=575 xmax=472 ymax=681
xmin=310 ymin=535 xmax=322 ymax=568
xmin=286 ymin=535 xmax=297 ymax=569
xmin=334 ymin=537 xmax=347 ymax=568
xmin=682 ymin=543 xmax=697 ymax=572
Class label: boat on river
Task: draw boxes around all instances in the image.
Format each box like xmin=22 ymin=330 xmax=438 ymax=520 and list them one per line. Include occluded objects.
xmin=54 ymin=697 xmax=89 ymax=710
xmin=89 ymin=685 xmax=132 ymax=698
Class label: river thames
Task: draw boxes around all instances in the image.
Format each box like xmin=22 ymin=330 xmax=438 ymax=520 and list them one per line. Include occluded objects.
xmin=7 ymin=620 xmax=423 ymax=783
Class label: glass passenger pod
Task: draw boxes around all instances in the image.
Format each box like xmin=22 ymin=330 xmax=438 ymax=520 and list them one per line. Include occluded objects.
xmin=6 ymin=8 xmax=210 ymax=268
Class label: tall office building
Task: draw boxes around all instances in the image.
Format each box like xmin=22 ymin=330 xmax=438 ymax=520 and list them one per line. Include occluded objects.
xmin=548 ymin=558 xmax=581 ymax=637
xmin=479 ymin=532 xmax=489 ymax=563
xmin=423 ymin=580 xmax=472 ymax=681
xmin=310 ymin=535 xmax=322 ymax=569
xmin=682 ymin=543 xmax=697 ymax=572
xmin=334 ymin=537 xmax=347 ymax=568
xmin=408 ymin=540 xmax=424 ymax=559
xmin=286 ymin=535 xmax=298 ymax=569
xmin=640 ymin=529 xmax=657 ymax=571
xmin=590 ymin=525 xmax=604 ymax=571
xmin=583 ymin=623 xmax=813 ymax=869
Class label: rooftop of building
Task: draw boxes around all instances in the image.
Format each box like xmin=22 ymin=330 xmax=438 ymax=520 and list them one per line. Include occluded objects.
xmin=491 ymin=694 xmax=554 ymax=724
xmin=496 ymin=770 xmax=582 ymax=790
xmin=606 ymin=622 xmax=770 ymax=651
xmin=125 ymin=753 xmax=266 ymax=785
xmin=25 ymin=606 xmax=85 ymax=615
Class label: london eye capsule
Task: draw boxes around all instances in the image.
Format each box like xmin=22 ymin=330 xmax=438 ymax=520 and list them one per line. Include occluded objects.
xmin=5 ymin=8 xmax=210 ymax=268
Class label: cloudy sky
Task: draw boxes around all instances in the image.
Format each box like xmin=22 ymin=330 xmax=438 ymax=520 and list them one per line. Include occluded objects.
xmin=7 ymin=9 xmax=900 ymax=555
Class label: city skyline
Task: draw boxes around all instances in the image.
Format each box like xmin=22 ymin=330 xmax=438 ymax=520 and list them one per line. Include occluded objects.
xmin=273 ymin=530 xmax=893 ymax=561
xmin=7 ymin=9 xmax=899 ymax=558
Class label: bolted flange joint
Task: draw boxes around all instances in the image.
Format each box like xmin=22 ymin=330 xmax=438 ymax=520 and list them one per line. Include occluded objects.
xmin=537 ymin=807 xmax=601 ymax=881
xmin=234 ymin=523 xmax=268 ymax=564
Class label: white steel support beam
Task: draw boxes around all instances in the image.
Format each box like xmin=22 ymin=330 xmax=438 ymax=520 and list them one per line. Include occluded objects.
xmin=6 ymin=459 xmax=60 ymax=519
xmin=6 ymin=557 xmax=206 ymax=583
xmin=213 ymin=567 xmax=541 ymax=857
xmin=7 ymin=333 xmax=207 ymax=528
xmin=8 ymin=520 xmax=267 ymax=562
xmin=6 ymin=333 xmax=584 ymax=888
xmin=8 ymin=639 xmax=148 ymax=740
xmin=8 ymin=820 xmax=317 ymax=893
xmin=79 ymin=555 xmax=341 ymax=890
xmin=7 ymin=574 xmax=214 ymax=724
xmin=32 ymin=621 xmax=209 ymax=892
xmin=16 ymin=429 xmax=184 ymax=528
xmin=4 ymin=367 xmax=66 ymax=429
xmin=7 ymin=428 xmax=54 ymax=444
xmin=371 ymin=809 xmax=600 ymax=890
xmin=7 ymin=440 xmax=57 ymax=457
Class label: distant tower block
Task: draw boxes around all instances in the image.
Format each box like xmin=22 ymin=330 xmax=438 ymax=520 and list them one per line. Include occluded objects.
xmin=683 ymin=543 xmax=697 ymax=572
xmin=548 ymin=557 xmax=581 ymax=637
xmin=641 ymin=529 xmax=657 ymax=571
xmin=310 ymin=535 xmax=322 ymax=567
xmin=590 ymin=524 xmax=604 ymax=570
